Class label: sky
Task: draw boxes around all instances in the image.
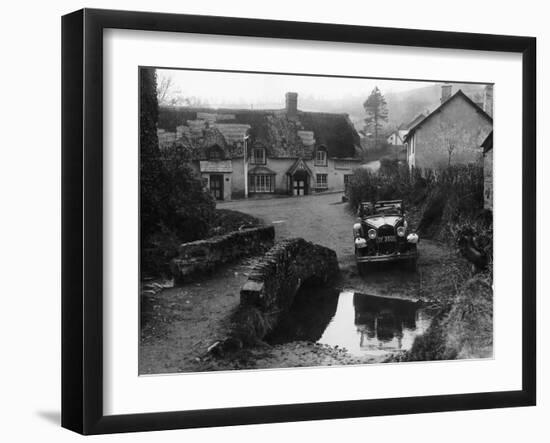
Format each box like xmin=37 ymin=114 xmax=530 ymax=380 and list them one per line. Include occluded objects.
xmin=156 ymin=68 xmax=438 ymax=111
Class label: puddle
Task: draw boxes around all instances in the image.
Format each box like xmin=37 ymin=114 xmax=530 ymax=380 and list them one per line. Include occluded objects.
xmin=268 ymin=288 xmax=436 ymax=358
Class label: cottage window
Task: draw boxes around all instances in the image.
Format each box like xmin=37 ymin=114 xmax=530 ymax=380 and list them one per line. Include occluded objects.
xmin=208 ymin=145 xmax=223 ymax=160
xmin=249 ymin=174 xmax=274 ymax=193
xmin=316 ymin=173 xmax=328 ymax=189
xmin=315 ymin=149 xmax=327 ymax=166
xmin=251 ymin=148 xmax=266 ymax=165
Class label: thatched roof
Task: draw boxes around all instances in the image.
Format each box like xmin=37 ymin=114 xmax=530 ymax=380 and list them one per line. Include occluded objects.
xmin=158 ymin=105 xmax=360 ymax=159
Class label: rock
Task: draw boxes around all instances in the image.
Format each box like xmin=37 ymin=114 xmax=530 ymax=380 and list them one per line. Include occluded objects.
xmin=207 ymin=341 xmax=223 ymax=356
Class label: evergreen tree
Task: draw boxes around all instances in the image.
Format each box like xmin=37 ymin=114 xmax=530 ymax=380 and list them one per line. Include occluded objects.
xmin=140 ymin=68 xmax=215 ymax=277
xmin=363 ymin=87 xmax=389 ymax=149
xmin=140 ymin=67 xmax=167 ymax=244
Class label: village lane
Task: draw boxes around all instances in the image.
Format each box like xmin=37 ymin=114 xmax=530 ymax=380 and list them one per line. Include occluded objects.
xmin=219 ymin=192 xmax=355 ymax=260
xmin=140 ymin=193 xmax=464 ymax=374
xmin=219 ymin=192 xmax=451 ymax=301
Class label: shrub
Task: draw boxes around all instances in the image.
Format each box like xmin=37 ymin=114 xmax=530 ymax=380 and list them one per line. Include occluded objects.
xmin=140 ymin=161 xmax=216 ymax=278
xmin=207 ymin=209 xmax=262 ymax=237
xmin=347 ymin=162 xmax=487 ymax=243
xmin=346 ymin=163 xmax=414 ymax=211
xmin=141 ymin=223 xmax=181 ymax=280
xmin=417 ymin=164 xmax=485 ymax=240
xmin=379 ymin=156 xmax=400 ymax=176
xmin=140 ymin=68 xmax=216 ymax=278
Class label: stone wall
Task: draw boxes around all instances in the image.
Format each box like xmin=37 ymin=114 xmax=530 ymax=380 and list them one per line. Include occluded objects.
xmin=238 ymin=238 xmax=339 ymax=334
xmin=170 ymin=226 xmax=275 ymax=283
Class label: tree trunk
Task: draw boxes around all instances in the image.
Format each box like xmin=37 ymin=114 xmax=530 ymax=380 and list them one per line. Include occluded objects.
xmin=374 ymin=112 xmax=379 ymax=150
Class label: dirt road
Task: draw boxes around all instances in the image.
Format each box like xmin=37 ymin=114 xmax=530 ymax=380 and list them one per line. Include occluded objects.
xmin=221 ymin=192 xmax=355 ymax=258
xmin=220 ymin=192 xmax=453 ymax=301
xmin=140 ymin=193 xmax=466 ymax=374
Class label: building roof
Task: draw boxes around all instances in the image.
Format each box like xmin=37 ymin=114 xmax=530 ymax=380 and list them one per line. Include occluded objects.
xmin=286 ymin=158 xmax=313 ymax=177
xmin=158 ymin=105 xmax=361 ymax=160
xmin=397 ymin=113 xmax=426 ymax=132
xmin=482 ymin=131 xmax=493 ymax=153
xmin=403 ymin=90 xmax=493 ymax=143
xmin=249 ymin=165 xmax=277 ymax=175
xmin=387 ymin=130 xmax=404 ymax=142
xmin=406 ymin=113 xmax=427 ymax=130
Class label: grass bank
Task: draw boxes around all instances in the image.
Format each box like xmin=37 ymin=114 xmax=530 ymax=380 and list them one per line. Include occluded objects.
xmin=141 ymin=208 xmax=263 ymax=279
xmin=347 ymin=160 xmax=493 ymax=361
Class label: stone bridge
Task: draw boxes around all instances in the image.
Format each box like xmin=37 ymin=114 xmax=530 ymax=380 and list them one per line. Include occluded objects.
xmin=228 ymin=238 xmax=339 ymax=345
xmin=170 ymin=226 xmax=275 ymax=283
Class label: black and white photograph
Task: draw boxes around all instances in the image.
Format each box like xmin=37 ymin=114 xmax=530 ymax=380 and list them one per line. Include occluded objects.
xmin=139 ymin=68 xmax=494 ymax=374
xmin=1 ymin=0 xmax=546 ymax=438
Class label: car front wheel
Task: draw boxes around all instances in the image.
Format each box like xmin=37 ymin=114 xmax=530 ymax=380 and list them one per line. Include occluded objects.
xmin=407 ymin=258 xmax=417 ymax=272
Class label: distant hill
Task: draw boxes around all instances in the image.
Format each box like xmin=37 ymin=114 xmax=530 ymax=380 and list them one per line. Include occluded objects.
xmin=163 ymin=82 xmax=488 ymax=137
xmin=383 ymin=83 xmax=486 ymax=129
xmin=278 ymin=83 xmax=487 ymax=135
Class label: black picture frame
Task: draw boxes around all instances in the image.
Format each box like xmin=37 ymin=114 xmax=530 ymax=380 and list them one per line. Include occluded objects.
xmin=61 ymin=8 xmax=536 ymax=435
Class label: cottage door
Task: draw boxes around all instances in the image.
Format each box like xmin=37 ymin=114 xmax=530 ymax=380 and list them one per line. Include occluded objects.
xmin=209 ymin=174 xmax=224 ymax=200
xmin=292 ymin=171 xmax=308 ymax=196
xmin=293 ymin=179 xmax=304 ymax=196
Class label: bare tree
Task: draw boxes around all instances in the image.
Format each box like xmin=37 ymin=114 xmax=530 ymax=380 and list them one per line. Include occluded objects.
xmin=157 ymin=72 xmax=209 ymax=107
xmin=157 ymin=72 xmax=174 ymax=106
xmin=433 ymin=115 xmax=487 ymax=169
xmin=445 ymin=136 xmax=457 ymax=166
xmin=439 ymin=118 xmax=458 ymax=166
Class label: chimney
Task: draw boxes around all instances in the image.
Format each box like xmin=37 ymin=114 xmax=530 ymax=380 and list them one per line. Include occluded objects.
xmin=285 ymin=92 xmax=298 ymax=118
xmin=441 ymin=84 xmax=452 ymax=104
xmin=483 ymin=84 xmax=493 ymax=117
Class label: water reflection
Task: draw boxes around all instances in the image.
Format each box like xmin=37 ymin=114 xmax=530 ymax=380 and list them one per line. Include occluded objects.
xmin=351 ymin=293 xmax=432 ymax=354
xmin=268 ymin=288 xmax=435 ymax=358
xmin=268 ymin=287 xmax=340 ymax=344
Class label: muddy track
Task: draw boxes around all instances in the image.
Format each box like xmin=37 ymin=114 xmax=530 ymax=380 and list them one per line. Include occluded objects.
xmin=140 ymin=193 xmax=467 ymax=374
xmin=222 ymin=192 xmax=459 ymax=303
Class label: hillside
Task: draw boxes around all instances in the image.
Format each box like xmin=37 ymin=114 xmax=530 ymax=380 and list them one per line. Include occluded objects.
xmin=158 ymin=82 xmax=488 ymax=138
xmin=383 ymin=83 xmax=486 ymax=128
xmin=293 ymin=83 xmax=486 ymax=132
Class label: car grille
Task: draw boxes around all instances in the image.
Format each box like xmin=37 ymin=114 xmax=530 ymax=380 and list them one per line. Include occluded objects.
xmin=377 ymin=225 xmax=395 ymax=237
xmin=377 ymin=224 xmax=396 ymax=254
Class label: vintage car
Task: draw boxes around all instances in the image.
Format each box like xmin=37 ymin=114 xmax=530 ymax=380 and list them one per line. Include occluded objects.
xmin=353 ymin=200 xmax=419 ymax=274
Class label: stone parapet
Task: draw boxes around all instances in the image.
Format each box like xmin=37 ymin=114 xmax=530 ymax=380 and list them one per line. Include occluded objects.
xmin=170 ymin=226 xmax=275 ymax=283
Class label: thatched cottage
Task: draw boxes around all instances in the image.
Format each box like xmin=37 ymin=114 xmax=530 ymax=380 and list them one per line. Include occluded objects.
xmin=157 ymin=92 xmax=362 ymax=200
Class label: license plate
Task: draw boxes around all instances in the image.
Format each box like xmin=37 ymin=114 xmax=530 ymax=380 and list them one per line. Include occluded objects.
xmin=378 ymin=235 xmax=396 ymax=243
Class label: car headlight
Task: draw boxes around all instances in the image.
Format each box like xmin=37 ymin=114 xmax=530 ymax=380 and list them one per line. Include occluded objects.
xmin=396 ymin=226 xmax=406 ymax=237
xmin=367 ymin=228 xmax=377 ymax=239
xmin=353 ymin=223 xmax=362 ymax=237
xmin=407 ymin=233 xmax=419 ymax=244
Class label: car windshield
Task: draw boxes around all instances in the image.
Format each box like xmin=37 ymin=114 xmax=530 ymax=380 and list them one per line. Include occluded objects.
xmin=358 ymin=201 xmax=403 ymax=218
xmin=375 ymin=206 xmax=400 ymax=214
xmin=373 ymin=201 xmax=402 ymax=215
